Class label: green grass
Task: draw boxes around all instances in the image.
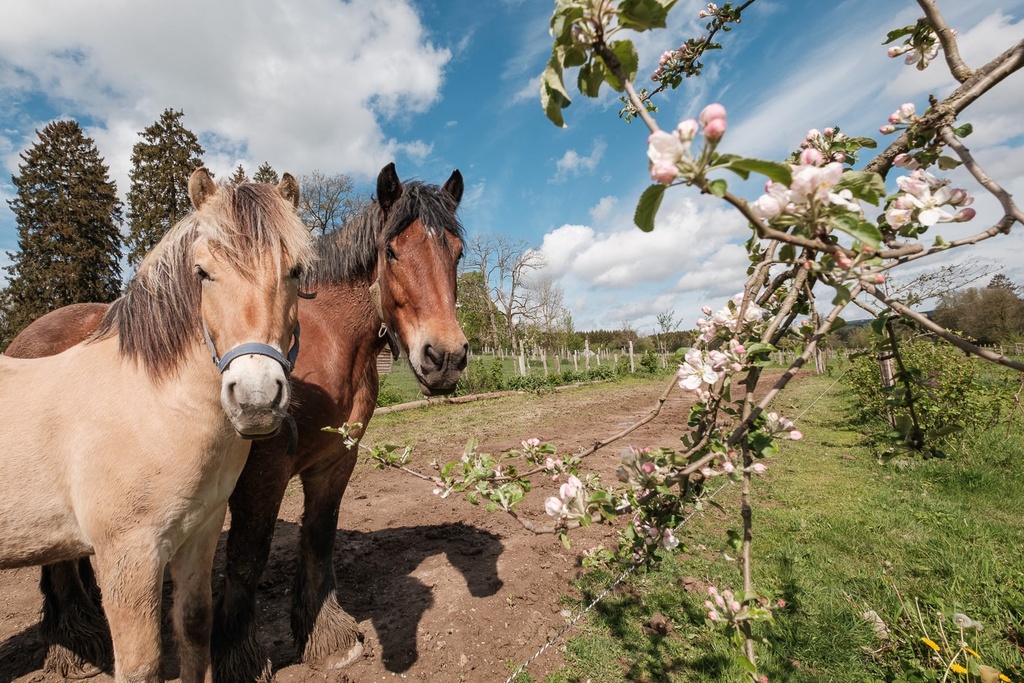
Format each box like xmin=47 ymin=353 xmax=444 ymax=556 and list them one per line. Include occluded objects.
xmin=376 ymin=352 xmax=673 ymax=406
xmin=543 ymin=375 xmax=1024 ymax=683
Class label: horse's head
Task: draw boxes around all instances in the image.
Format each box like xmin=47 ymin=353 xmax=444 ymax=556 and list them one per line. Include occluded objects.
xmin=373 ymin=163 xmax=469 ymax=396
xmin=188 ymin=168 xmax=314 ymax=436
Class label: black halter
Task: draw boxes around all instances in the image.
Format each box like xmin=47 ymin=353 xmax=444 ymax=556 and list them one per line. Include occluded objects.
xmin=202 ymin=319 xmax=300 ymax=374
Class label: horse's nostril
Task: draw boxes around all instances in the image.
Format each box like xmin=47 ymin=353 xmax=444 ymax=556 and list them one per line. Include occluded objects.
xmin=274 ymin=379 xmax=285 ymax=408
xmin=456 ymin=343 xmax=469 ymax=370
xmin=425 ymin=344 xmax=444 ymax=368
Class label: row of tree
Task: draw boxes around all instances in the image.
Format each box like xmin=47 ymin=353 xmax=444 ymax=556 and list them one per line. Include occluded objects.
xmin=0 ymin=110 xmax=369 ymax=348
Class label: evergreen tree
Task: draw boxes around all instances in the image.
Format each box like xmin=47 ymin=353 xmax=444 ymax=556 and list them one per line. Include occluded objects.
xmin=252 ymin=162 xmax=279 ymax=185
xmin=2 ymin=120 xmax=123 ymax=347
xmin=124 ymin=109 xmax=204 ymax=266
xmin=229 ymin=164 xmax=249 ymax=184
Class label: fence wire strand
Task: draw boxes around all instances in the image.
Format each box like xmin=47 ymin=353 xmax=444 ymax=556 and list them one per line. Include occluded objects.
xmin=503 ymin=370 xmax=846 ymax=683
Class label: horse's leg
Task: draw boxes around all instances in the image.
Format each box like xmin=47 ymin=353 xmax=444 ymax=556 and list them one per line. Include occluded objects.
xmin=93 ymin=546 xmax=165 ymax=683
xmin=212 ymin=453 xmax=292 ymax=683
xmin=291 ymin=451 xmax=363 ymax=670
xmin=40 ymin=558 xmax=114 ymax=677
xmin=170 ymin=508 xmax=225 ymax=683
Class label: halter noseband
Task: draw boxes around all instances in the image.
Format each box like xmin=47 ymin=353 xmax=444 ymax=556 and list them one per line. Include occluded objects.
xmin=202 ymin=319 xmax=301 ymax=375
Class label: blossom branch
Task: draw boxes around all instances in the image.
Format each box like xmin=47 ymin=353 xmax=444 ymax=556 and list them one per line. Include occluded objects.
xmin=866 ymin=38 xmax=1024 ymax=177
xmin=940 ymin=126 xmax=1024 ymax=229
xmin=861 ymin=282 xmax=1024 ymax=372
xmin=918 ymin=0 xmax=971 ymax=82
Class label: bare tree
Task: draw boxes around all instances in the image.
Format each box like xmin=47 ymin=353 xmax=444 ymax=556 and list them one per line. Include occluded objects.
xmin=523 ymin=272 xmax=566 ymax=348
xmin=465 ymin=234 xmax=546 ymax=349
xmin=298 ymin=170 xmax=371 ymax=234
xmin=655 ymin=309 xmax=680 ymax=352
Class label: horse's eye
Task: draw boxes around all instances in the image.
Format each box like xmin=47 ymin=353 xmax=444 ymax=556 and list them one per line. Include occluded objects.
xmin=385 ymin=246 xmax=397 ymax=262
xmin=195 ymin=265 xmax=211 ymax=281
xmin=289 ymin=265 xmax=304 ymax=279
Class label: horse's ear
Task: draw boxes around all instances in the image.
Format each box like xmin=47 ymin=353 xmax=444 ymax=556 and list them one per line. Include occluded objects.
xmin=377 ymin=162 xmax=402 ymax=212
xmin=443 ymin=169 xmax=464 ymax=207
xmin=189 ymin=167 xmax=217 ymax=210
xmin=278 ymin=173 xmax=300 ymax=209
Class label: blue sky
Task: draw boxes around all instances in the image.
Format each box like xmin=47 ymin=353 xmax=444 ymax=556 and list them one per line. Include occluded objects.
xmin=2 ymin=0 xmax=1022 ymax=333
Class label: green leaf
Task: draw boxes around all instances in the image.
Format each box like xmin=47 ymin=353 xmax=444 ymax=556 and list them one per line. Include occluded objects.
xmin=634 ymin=183 xmax=667 ymax=232
xmin=937 ymin=155 xmax=960 ymax=170
xmin=953 ymin=122 xmax=973 ymax=137
xmin=835 ymin=170 xmax=887 ymax=206
xmin=779 ymin=243 xmax=796 ymax=263
xmin=831 ymin=283 xmax=852 ymax=306
xmin=618 ymin=0 xmax=676 ymax=31
xmin=724 ymin=158 xmax=793 ymax=186
xmin=549 ymin=6 xmax=584 ymax=43
xmin=602 ymin=40 xmax=639 ymax=92
xmin=577 ymin=60 xmax=605 ymax=98
xmin=559 ymin=44 xmax=588 ymax=68
xmin=831 ymin=213 xmax=883 ymax=249
xmin=707 ymin=178 xmax=727 ymax=197
xmin=541 ymin=59 xmax=571 ymax=128
xmin=883 ymin=26 xmax=914 ymax=44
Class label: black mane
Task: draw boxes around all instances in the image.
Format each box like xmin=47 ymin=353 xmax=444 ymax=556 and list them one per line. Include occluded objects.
xmin=304 ymin=180 xmax=464 ymax=287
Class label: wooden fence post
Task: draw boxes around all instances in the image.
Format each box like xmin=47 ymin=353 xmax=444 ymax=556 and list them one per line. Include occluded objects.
xmin=629 ymin=340 xmax=635 ymax=374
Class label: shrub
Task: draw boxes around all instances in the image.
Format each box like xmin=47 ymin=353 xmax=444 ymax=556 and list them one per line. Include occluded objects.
xmin=845 ymin=337 xmax=1008 ymax=456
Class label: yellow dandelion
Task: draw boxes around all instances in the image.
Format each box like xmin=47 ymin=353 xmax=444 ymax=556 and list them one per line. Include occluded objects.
xmin=998 ymin=675 xmax=1010 ymax=682
xmin=964 ymin=646 xmax=980 ymax=658
xmin=949 ymin=663 xmax=968 ymax=675
xmin=921 ymin=637 xmax=941 ymax=651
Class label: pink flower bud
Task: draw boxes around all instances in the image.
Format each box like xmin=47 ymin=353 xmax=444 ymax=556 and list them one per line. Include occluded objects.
xmin=701 ymin=306 xmax=713 ymax=315
xmin=708 ymin=609 xmax=719 ymax=621
xmin=805 ymin=129 xmax=821 ymax=141
xmin=722 ymin=461 xmax=735 ymax=473
xmin=879 ymin=124 xmax=896 ymax=135
xmin=729 ymin=600 xmax=742 ymax=612
xmin=832 ymin=152 xmax=846 ymax=162
xmin=650 ymin=160 xmax=679 ymax=184
xmin=700 ymin=466 xmax=714 ymax=477
xmin=703 ymin=117 xmax=727 ymax=142
xmin=640 ymin=461 xmax=656 ymax=474
xmin=751 ymin=463 xmax=767 ymax=474
xmin=874 ymin=273 xmax=886 ymax=284
xmin=800 ymin=148 xmax=824 ymax=166
xmin=836 ymin=254 xmax=853 ymax=269
xmin=824 ymin=127 xmax=834 ymax=137
xmin=699 ymin=103 xmax=727 ymax=126
xmin=954 ymin=207 xmax=976 ymax=222
xmin=898 ymin=102 xmax=916 ymax=119
xmin=887 ymin=46 xmax=904 ymax=58
xmin=790 ymin=430 xmax=803 ymax=441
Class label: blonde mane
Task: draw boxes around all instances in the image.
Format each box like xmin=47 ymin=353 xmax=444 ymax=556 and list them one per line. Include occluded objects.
xmin=95 ymin=182 xmax=315 ymax=379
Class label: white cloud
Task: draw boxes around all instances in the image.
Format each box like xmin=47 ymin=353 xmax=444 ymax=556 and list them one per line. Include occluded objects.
xmin=0 ymin=0 xmax=450 ymax=189
xmin=589 ymin=195 xmax=618 ymax=222
xmin=551 ymin=139 xmax=607 ymax=182
xmin=537 ymin=194 xmax=751 ymax=329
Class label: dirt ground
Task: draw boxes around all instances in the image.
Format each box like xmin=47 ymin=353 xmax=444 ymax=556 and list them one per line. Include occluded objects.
xmin=0 ymin=375 xmax=756 ymax=683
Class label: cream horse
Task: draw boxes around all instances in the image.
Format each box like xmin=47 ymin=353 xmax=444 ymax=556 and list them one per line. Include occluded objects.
xmin=0 ymin=168 xmax=314 ymax=683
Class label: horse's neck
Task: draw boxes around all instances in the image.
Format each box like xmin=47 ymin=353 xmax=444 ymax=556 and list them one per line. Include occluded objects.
xmin=302 ymin=276 xmax=389 ymax=360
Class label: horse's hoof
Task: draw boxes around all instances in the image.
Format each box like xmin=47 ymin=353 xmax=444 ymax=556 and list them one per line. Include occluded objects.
xmin=325 ymin=640 xmax=364 ymax=670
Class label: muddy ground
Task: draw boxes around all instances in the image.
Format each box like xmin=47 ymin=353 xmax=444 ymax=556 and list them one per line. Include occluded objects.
xmin=0 ymin=375 xmax=773 ymax=682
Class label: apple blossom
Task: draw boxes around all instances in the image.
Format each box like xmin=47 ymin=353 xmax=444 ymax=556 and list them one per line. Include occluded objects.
xmin=699 ymin=102 xmax=726 ymax=126
xmin=703 ymin=117 xmax=727 ymax=142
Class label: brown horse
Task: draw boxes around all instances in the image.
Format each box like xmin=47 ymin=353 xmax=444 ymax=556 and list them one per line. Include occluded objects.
xmin=6 ymin=162 xmax=468 ymax=681
xmin=0 ymin=168 xmax=314 ymax=683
